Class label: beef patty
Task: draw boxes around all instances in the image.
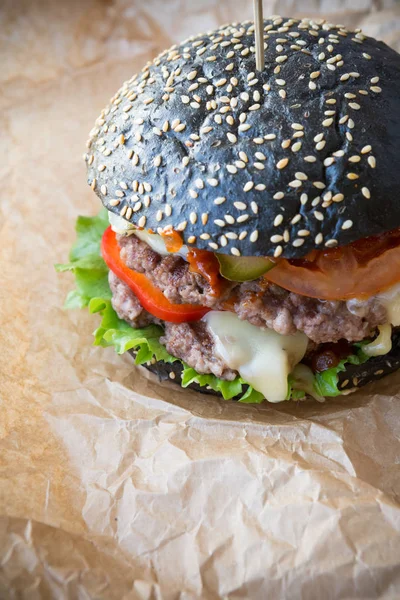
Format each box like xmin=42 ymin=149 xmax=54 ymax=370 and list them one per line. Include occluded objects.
xmin=117 ymin=233 xmax=386 ymax=344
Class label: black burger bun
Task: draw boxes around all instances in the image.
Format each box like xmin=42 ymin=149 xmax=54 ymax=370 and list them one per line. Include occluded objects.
xmin=86 ymin=17 xmax=400 ymax=259
xmin=130 ymin=329 xmax=400 ymax=401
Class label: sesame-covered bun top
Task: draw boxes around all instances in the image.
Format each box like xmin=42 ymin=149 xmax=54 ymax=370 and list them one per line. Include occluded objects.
xmin=86 ymin=16 xmax=400 ymax=258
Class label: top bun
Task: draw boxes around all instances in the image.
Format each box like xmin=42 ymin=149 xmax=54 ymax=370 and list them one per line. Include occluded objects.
xmin=86 ymin=17 xmax=400 ymax=258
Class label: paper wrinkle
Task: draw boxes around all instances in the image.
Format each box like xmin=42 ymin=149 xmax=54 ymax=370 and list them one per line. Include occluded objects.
xmin=1 ymin=0 xmax=400 ymax=598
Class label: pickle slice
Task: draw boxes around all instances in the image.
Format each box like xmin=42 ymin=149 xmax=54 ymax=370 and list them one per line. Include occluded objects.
xmin=216 ymin=254 xmax=276 ymax=282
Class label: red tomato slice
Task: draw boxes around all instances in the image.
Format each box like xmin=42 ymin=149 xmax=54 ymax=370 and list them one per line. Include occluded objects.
xmin=266 ymin=228 xmax=400 ymax=300
xmin=101 ymin=227 xmax=210 ymax=322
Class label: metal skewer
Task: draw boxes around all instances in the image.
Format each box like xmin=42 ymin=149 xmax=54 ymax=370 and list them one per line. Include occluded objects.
xmin=253 ymin=0 xmax=264 ymax=71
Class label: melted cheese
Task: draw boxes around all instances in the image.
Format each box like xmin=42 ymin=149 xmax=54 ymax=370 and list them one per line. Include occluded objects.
xmin=363 ymin=323 xmax=393 ymax=356
xmin=108 ymin=211 xmax=188 ymax=259
xmin=375 ymin=283 xmax=400 ymax=326
xmin=203 ymin=311 xmax=308 ymax=403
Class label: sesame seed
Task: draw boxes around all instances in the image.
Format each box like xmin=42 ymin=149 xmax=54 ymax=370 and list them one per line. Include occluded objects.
xmin=292 ymin=123 xmax=304 ymax=130
xmin=271 ymin=234 xmax=283 ymax=243
xmin=332 ymin=193 xmax=344 ymax=202
xmin=138 ymin=216 xmax=146 ymax=228
xmin=293 ymin=238 xmax=304 ymax=247
xmin=368 ymin=156 xmax=376 ymax=168
xmin=239 ymin=152 xmax=249 ymax=163
xmin=174 ymin=123 xmax=186 ymax=132
xmin=115 ymin=190 xmax=125 ymax=198
xmin=207 ymin=178 xmax=219 ymax=187
xmin=214 ymin=219 xmax=225 ymax=227
xmin=315 ymin=233 xmax=323 ymax=244
xmin=274 ymin=192 xmax=284 ymax=200
xmin=342 ymin=220 xmax=353 ymax=230
xmin=289 ymin=180 xmax=302 ymax=188
xmin=109 ymin=199 xmax=120 ymax=207
xmin=279 ymin=90 xmax=287 ymax=99
xmin=243 ymin=182 xmax=254 ymax=192
xmin=349 ymin=155 xmax=361 ymax=163
xmin=227 ymin=133 xmax=237 ymax=143
xmin=304 ymin=156 xmax=317 ymax=163
xmin=189 ymin=190 xmax=198 ymax=199
xmin=187 ymin=70 xmax=197 ymax=81
xmin=98 ymin=164 xmax=106 ymax=172
xmin=254 ymin=162 xmax=265 ymax=170
xmin=349 ymin=102 xmax=361 ymax=110
xmin=274 ymin=215 xmax=284 ymax=226
xmin=292 ymin=142 xmax=302 ymax=152
xmin=371 ymin=76 xmax=380 ymax=84
xmin=370 ymin=86 xmax=382 ymax=93
xmin=231 ymin=247 xmax=241 ymax=256
xmin=361 ymin=145 xmax=372 ymax=154
xmin=324 ymin=157 xmax=335 ymax=167
xmin=265 ymin=134 xmax=276 ymax=140
xmin=274 ymin=246 xmax=283 ymax=258
xmin=101 ymin=185 xmax=107 ymax=195
xmin=177 ymin=221 xmax=188 ymax=232
xmin=277 ymin=158 xmax=289 ymax=170
xmin=362 ymin=187 xmax=371 ymax=199
xmin=316 ymin=141 xmax=326 ymax=151
xmin=250 ymin=230 xmax=259 ymax=243
xmin=255 ymin=152 xmax=266 ymax=160
xmin=290 ymin=214 xmax=302 ymax=225
xmin=314 ymin=211 xmax=324 ymax=221
xmin=347 ymin=173 xmax=359 ymax=180
xmin=322 ymin=118 xmax=333 ymax=127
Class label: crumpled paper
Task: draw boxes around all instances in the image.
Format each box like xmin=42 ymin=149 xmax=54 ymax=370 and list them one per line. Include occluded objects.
xmin=1 ymin=0 xmax=400 ymax=598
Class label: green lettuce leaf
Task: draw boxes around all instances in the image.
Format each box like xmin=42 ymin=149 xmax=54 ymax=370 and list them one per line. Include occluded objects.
xmin=314 ymin=346 xmax=369 ymax=397
xmin=55 ymin=210 xmax=111 ymax=307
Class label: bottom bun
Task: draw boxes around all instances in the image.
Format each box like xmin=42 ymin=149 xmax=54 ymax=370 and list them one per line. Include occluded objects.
xmin=129 ymin=329 xmax=400 ymax=401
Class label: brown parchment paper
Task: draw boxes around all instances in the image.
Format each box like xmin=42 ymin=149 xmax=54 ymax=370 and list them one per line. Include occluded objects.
xmin=1 ymin=1 xmax=400 ymax=598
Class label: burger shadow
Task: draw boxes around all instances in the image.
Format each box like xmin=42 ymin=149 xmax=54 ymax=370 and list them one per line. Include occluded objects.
xmin=125 ymin=364 xmax=400 ymax=427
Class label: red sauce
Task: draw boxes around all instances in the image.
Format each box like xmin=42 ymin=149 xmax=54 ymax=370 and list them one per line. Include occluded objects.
xmin=305 ymin=339 xmax=353 ymax=372
xmin=187 ymin=248 xmax=227 ymax=297
xmin=160 ymin=229 xmax=183 ymax=253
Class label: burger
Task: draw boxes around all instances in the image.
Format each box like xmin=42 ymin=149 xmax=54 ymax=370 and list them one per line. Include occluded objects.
xmin=57 ymin=16 xmax=400 ymax=403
